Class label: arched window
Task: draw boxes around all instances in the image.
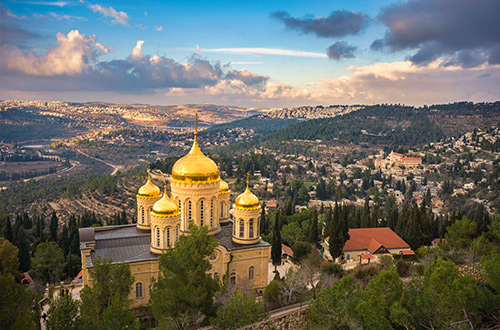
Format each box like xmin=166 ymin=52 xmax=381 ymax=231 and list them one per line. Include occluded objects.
xmin=166 ymin=227 xmax=171 ymax=247
xmin=220 ymin=202 xmax=224 ymax=218
xmin=188 ymin=200 xmax=192 ymax=220
xmin=249 ymin=219 xmax=254 ymax=238
xmin=248 ymin=266 xmax=254 ymax=280
xmin=176 ymin=225 xmax=179 ymax=240
xmin=346 ymin=253 xmax=351 ymax=261
xmin=210 ymin=199 xmax=214 ymax=227
xmin=141 ymin=207 xmax=145 ymax=224
xmin=230 ymin=272 xmax=236 ymax=286
xmin=156 ymin=227 xmax=161 ymax=248
xmin=178 ymin=199 xmax=181 ymax=212
xmin=239 ymin=220 xmax=244 ymax=238
xmin=233 ymin=221 xmax=237 ymax=235
xmin=200 ymin=200 xmax=204 ymax=226
xmin=135 ymin=282 xmax=143 ymax=298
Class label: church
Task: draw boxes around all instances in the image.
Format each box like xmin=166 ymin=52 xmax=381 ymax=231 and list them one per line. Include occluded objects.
xmin=79 ymin=118 xmax=270 ymax=308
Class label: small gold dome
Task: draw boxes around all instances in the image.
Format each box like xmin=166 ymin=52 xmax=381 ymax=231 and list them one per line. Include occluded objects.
xmin=152 ymin=185 xmax=179 ymax=217
xmin=220 ymin=179 xmax=230 ymax=193
xmin=138 ymin=171 xmax=161 ymax=198
xmin=171 ymin=116 xmax=219 ymax=183
xmin=235 ymin=174 xmax=260 ymax=210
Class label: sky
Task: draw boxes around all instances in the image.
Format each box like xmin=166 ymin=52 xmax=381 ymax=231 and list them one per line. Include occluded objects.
xmin=0 ymin=0 xmax=499 ymax=107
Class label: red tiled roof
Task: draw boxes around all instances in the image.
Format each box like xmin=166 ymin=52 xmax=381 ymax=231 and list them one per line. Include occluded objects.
xmin=401 ymin=250 xmax=415 ymax=255
xmin=343 ymin=227 xmax=410 ymax=252
xmin=392 ymin=152 xmax=404 ymax=157
xmin=361 ymin=253 xmax=374 ymax=259
xmin=402 ymin=157 xmax=421 ymax=161
xmin=281 ymin=244 xmax=293 ymax=257
xmin=367 ymin=238 xmax=383 ymax=253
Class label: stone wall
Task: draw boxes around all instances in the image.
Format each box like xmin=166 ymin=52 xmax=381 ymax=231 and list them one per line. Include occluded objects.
xmin=239 ymin=309 xmax=308 ymax=330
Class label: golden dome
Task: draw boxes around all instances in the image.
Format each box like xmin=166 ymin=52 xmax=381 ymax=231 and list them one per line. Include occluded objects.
xmin=235 ymin=173 xmax=260 ymax=210
xmin=137 ymin=171 xmax=161 ymax=198
xmin=171 ymin=115 xmax=219 ymax=183
xmin=220 ymin=179 xmax=230 ymax=193
xmin=152 ymin=185 xmax=179 ymax=217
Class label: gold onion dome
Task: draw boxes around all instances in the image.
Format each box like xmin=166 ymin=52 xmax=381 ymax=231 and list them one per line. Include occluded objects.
xmin=138 ymin=171 xmax=161 ymax=198
xmin=171 ymin=114 xmax=219 ymax=183
xmin=235 ymin=173 xmax=260 ymax=210
xmin=152 ymin=184 xmax=179 ymax=217
xmin=219 ymin=179 xmax=230 ymax=193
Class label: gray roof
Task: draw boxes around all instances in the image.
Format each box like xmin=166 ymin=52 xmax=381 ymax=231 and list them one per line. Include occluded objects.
xmin=79 ymin=222 xmax=269 ymax=268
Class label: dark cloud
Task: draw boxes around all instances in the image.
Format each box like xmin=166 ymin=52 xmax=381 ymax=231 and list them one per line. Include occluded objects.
xmin=326 ymin=41 xmax=357 ymax=60
xmin=0 ymin=6 xmax=40 ymax=46
xmin=372 ymin=0 xmax=500 ymax=67
xmin=271 ymin=10 xmax=369 ymax=38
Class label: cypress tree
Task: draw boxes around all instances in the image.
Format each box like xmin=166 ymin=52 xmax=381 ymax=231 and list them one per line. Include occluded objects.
xmin=271 ymin=210 xmax=282 ymax=270
xmin=328 ymin=203 xmax=344 ymax=261
xmin=308 ymin=209 xmax=319 ymax=245
xmin=5 ymin=216 xmax=13 ymax=242
xmin=49 ymin=211 xmax=58 ymax=242
xmin=361 ymin=197 xmax=371 ymax=228
xmin=260 ymin=203 xmax=268 ymax=236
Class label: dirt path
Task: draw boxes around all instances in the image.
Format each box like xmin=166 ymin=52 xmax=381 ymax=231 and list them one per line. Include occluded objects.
xmin=75 ymin=149 xmax=124 ymax=175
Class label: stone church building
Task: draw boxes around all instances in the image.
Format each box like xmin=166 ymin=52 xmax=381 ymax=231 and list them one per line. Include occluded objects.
xmin=79 ymin=119 xmax=269 ymax=307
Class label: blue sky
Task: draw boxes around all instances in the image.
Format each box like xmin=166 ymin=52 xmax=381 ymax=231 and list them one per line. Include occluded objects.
xmin=1 ymin=0 xmax=499 ymax=107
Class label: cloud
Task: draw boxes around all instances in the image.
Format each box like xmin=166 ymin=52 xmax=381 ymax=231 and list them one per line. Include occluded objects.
xmin=315 ymin=60 xmax=500 ymax=104
xmin=372 ymin=0 xmax=500 ymax=67
xmin=89 ymin=4 xmax=129 ymax=26
xmin=1 ymin=30 xmax=102 ymax=75
xmin=20 ymin=1 xmax=68 ymax=6
xmin=48 ymin=12 xmax=86 ymax=21
xmin=326 ymin=41 xmax=356 ymax=60
xmin=0 ymin=7 xmax=39 ymax=46
xmin=154 ymin=25 xmax=163 ymax=32
xmin=271 ymin=10 xmax=369 ymax=38
xmin=201 ymin=47 xmax=327 ymax=58
xmin=130 ymin=40 xmax=144 ymax=60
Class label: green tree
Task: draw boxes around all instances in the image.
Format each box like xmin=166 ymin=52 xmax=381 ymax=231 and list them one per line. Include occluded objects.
xmin=150 ymin=224 xmax=218 ymax=329
xmin=31 ymin=241 xmax=64 ymax=284
xmin=291 ymin=241 xmax=311 ymax=264
xmin=307 ymin=276 xmax=362 ymax=328
xmin=263 ymin=279 xmax=281 ymax=310
xmin=308 ymin=209 xmax=319 ymax=245
xmin=0 ymin=237 xmax=20 ymax=277
xmin=79 ymin=257 xmax=137 ymax=330
xmin=0 ymin=273 xmax=40 ymax=330
xmin=329 ymin=203 xmax=347 ymax=261
xmin=49 ymin=211 xmax=59 ymax=242
xmin=446 ymin=217 xmax=477 ymax=250
xmin=260 ymin=203 xmax=269 ymax=236
xmin=46 ymin=288 xmax=80 ymax=330
xmin=271 ymin=211 xmax=282 ymax=270
xmin=211 ymin=289 xmax=264 ymax=329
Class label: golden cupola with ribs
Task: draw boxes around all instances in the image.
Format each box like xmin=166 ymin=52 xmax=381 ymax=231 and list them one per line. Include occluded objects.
xmin=170 ymin=114 xmax=221 ymax=235
xmin=136 ymin=169 xmax=161 ymax=230
xmin=232 ymin=173 xmax=261 ymax=245
xmin=150 ymin=183 xmax=181 ymax=254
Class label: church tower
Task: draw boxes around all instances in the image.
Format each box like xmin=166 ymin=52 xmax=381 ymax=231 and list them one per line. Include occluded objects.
xmin=150 ymin=183 xmax=181 ymax=254
xmin=136 ymin=168 xmax=161 ymax=230
xmin=170 ymin=114 xmax=221 ymax=235
xmin=232 ymin=173 xmax=261 ymax=245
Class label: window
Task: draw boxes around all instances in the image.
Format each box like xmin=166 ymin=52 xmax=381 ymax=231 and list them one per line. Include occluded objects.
xmin=249 ymin=219 xmax=254 ymax=238
xmin=136 ymin=282 xmax=143 ymax=298
xmin=233 ymin=221 xmax=237 ymax=235
xmin=239 ymin=220 xmax=244 ymax=237
xmin=166 ymin=227 xmax=170 ymax=247
xmin=156 ymin=227 xmax=161 ymax=248
xmin=176 ymin=225 xmax=179 ymax=240
xmin=214 ymin=272 xmax=219 ymax=281
xmin=230 ymin=272 xmax=236 ymax=286
xmin=248 ymin=266 xmax=254 ymax=280
xmin=141 ymin=207 xmax=145 ymax=224
xmin=346 ymin=253 xmax=351 ymax=261
xmin=188 ymin=200 xmax=192 ymax=220
xmin=178 ymin=199 xmax=181 ymax=212
xmin=220 ymin=202 xmax=224 ymax=218
xmin=210 ymin=199 xmax=214 ymax=227
xmin=200 ymin=200 xmax=204 ymax=226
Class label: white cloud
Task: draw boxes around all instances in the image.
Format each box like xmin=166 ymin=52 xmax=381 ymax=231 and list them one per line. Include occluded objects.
xmin=202 ymin=47 xmax=328 ymax=59
xmin=0 ymin=30 xmax=104 ymax=76
xmin=21 ymin=1 xmax=68 ymax=7
xmin=130 ymin=40 xmax=144 ymax=60
xmin=49 ymin=12 xmax=86 ymax=21
xmin=89 ymin=4 xmax=129 ymax=26
xmin=154 ymin=25 xmax=163 ymax=32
